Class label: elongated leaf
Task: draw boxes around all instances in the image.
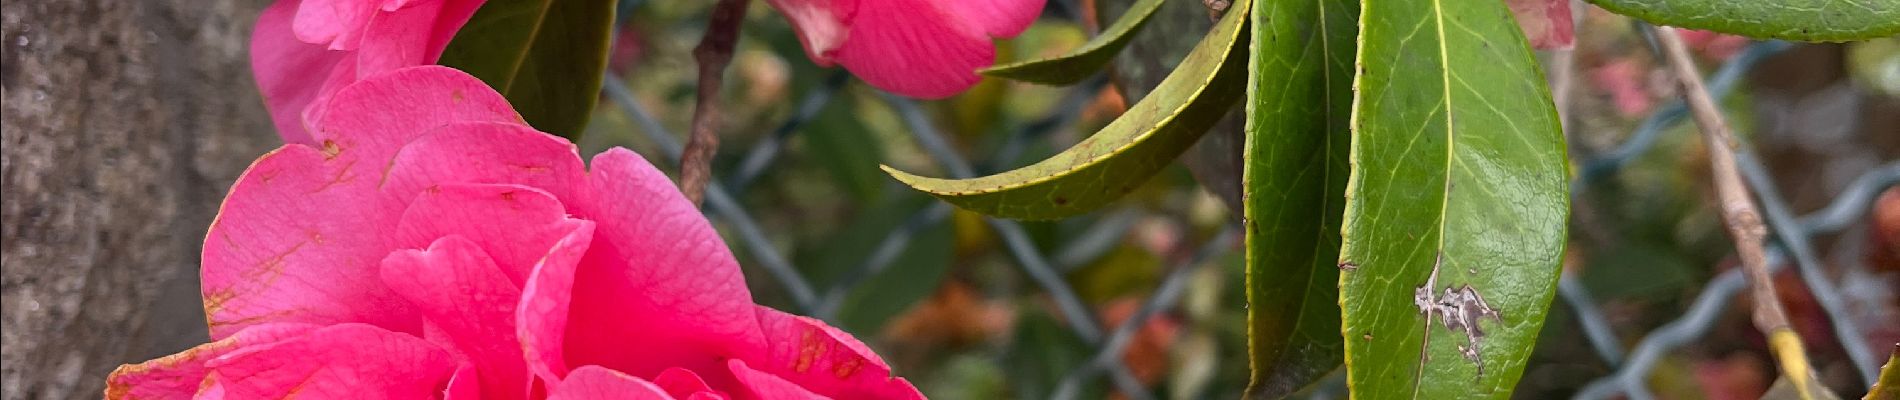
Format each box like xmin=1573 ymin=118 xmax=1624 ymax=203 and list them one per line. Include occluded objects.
xmin=1106 ymin=0 xmax=1248 ymax=214
xmin=980 ymin=0 xmax=1168 ymax=85
xmin=883 ymin=0 xmax=1253 ymax=220
xmin=439 ymin=0 xmax=616 ymax=139
xmin=1241 ymin=0 xmax=1357 ymax=395
xmin=1587 ymin=0 xmax=1900 ymax=42
xmin=1339 ymin=0 xmax=1568 ymax=396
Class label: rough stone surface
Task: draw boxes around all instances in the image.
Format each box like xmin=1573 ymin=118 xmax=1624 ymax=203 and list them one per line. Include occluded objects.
xmin=1 ymin=0 xmax=274 ymax=397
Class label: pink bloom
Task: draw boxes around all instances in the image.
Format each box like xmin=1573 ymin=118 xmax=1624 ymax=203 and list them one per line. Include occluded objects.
xmin=1506 ymin=0 xmax=1574 ymax=50
xmin=106 ymin=66 xmax=922 ymax=400
xmin=253 ymin=0 xmax=486 ymax=144
xmin=1677 ymin=29 xmax=1749 ymax=61
xmin=1590 ymin=59 xmax=1656 ymax=117
xmin=764 ymin=0 xmax=1045 ymax=99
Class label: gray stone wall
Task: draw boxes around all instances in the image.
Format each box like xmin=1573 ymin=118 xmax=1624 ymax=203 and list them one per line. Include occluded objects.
xmin=2 ymin=0 xmax=275 ymax=397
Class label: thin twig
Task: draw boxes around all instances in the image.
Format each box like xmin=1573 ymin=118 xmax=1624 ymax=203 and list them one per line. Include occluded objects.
xmin=1737 ymin=151 xmax=1883 ymax=385
xmin=1576 ymin=162 xmax=1899 ymax=398
xmin=1649 ymin=26 xmax=1824 ymax=399
xmin=681 ymin=0 xmax=751 ymax=206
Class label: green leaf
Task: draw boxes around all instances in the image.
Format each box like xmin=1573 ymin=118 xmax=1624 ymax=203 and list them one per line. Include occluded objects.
xmin=1586 ymin=0 xmax=1900 ymax=42
xmin=804 ymin=92 xmax=889 ymax=202
xmin=439 ymin=0 xmax=617 ymax=140
xmin=1241 ymin=0 xmax=1357 ymax=395
xmin=810 ymin=195 xmax=955 ymax=333
xmin=1339 ymin=0 xmax=1569 ymax=396
xmin=1005 ymin=309 xmax=1102 ymax=400
xmin=979 ymin=0 xmax=1168 ymax=85
xmin=883 ymin=0 xmax=1253 ymax=220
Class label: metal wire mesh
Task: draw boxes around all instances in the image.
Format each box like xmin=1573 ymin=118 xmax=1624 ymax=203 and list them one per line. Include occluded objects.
xmin=598 ymin=27 xmax=1895 ymax=399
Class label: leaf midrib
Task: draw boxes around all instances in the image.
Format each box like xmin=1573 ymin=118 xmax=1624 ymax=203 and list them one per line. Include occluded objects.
xmin=1288 ymin=0 xmax=1339 ymax=362
xmin=498 ymin=0 xmax=555 ymax=94
xmin=1406 ymin=0 xmax=1460 ymax=396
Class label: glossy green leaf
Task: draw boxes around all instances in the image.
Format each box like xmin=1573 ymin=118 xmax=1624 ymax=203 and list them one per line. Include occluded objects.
xmin=1241 ymin=0 xmax=1357 ymax=395
xmin=1587 ymin=0 xmax=1900 ymax=42
xmin=439 ymin=0 xmax=616 ymax=139
xmin=883 ymin=0 xmax=1253 ymax=220
xmin=980 ymin=0 xmax=1167 ymax=84
xmin=1339 ymin=0 xmax=1568 ymax=396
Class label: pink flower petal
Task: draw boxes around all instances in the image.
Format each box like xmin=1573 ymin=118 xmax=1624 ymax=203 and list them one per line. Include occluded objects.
xmin=202 ymin=67 xmax=525 ymax=339
xmin=519 ymin=223 xmax=596 ymax=385
xmin=562 ymin=148 xmax=763 ymax=383
xmin=202 ymin=323 xmax=455 ymax=398
xmin=200 ymin=144 xmax=418 ymax=338
xmin=391 ymin=181 xmax=589 ymax=285
xmin=104 ymin=323 xmax=318 ymax=400
xmin=252 ymin=0 xmax=346 ymax=145
xmin=654 ymin=367 xmax=729 ymax=399
xmin=548 ymin=366 xmax=676 ymax=400
xmin=445 ymin=362 xmax=483 ymax=400
xmin=749 ymin=306 xmax=924 ymax=399
xmin=766 ymin=0 xmax=858 ymax=64
xmin=293 ymin=0 xmax=378 ymax=49
xmin=379 ymin=121 xmax=586 ymax=217
xmin=307 ymin=66 xmax=522 ymax=166
xmin=828 ymin=0 xmax=992 ymax=99
xmin=381 ymin=233 xmax=531 ymax=398
xmin=1506 ymin=0 xmax=1573 ymax=50
xmin=937 ymin=0 xmax=1045 ymax=38
xmin=726 ymin=359 xmax=829 ymax=400
xmin=254 ymin=0 xmax=489 ymax=143
xmin=766 ymin=0 xmax=1042 ymax=98
xmin=425 ymin=0 xmax=486 ymax=61
xmin=355 ymin=0 xmax=445 ymax=75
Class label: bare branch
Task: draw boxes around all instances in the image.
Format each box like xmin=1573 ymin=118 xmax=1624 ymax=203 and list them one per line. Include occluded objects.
xmin=680 ymin=0 xmax=751 ymax=206
xmin=1648 ymin=25 xmax=1827 ymax=400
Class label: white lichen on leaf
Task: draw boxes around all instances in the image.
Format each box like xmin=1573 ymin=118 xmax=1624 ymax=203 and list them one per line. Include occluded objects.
xmin=1413 ymin=254 xmax=1503 ymax=377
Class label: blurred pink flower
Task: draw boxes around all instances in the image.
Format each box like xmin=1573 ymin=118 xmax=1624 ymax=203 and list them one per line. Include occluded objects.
xmin=1505 ymin=0 xmax=1573 ymax=50
xmin=1590 ymin=59 xmax=1656 ymax=117
xmin=252 ymin=0 xmax=486 ymax=144
xmin=764 ymin=0 xmax=1045 ymax=99
xmin=1677 ymin=29 xmax=1749 ymax=61
xmin=106 ymin=66 xmax=922 ymax=400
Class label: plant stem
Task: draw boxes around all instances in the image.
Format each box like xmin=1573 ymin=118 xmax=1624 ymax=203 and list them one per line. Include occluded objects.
xmin=1648 ymin=25 xmax=1825 ymax=400
xmin=682 ymin=0 xmax=751 ymax=206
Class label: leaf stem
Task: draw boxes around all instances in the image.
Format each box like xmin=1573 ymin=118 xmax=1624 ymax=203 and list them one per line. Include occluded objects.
xmin=1647 ymin=25 xmax=1824 ymax=400
xmin=681 ymin=0 xmax=751 ymax=206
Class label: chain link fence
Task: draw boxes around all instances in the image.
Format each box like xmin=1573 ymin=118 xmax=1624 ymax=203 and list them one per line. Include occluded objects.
xmin=598 ymin=11 xmax=1896 ymax=398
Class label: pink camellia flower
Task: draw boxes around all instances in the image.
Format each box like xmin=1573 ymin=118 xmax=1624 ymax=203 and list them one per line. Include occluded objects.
xmin=1506 ymin=0 xmax=1574 ymax=50
xmin=253 ymin=0 xmax=485 ymax=144
xmin=764 ymin=0 xmax=1046 ymax=99
xmin=105 ymin=65 xmax=923 ymax=400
